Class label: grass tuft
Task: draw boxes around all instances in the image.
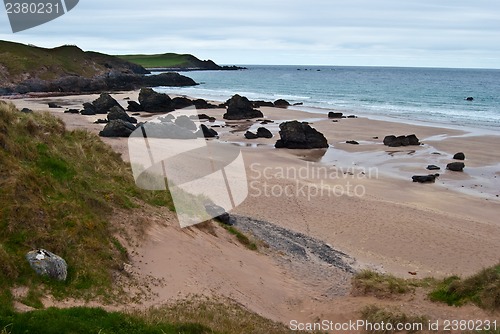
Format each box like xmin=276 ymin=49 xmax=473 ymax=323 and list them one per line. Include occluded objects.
xmin=429 ymin=263 xmax=500 ymax=311
xmin=351 ymin=270 xmax=432 ymax=298
xmin=360 ymin=305 xmax=427 ymax=334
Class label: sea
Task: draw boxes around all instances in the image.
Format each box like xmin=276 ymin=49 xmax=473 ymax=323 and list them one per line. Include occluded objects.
xmin=154 ymin=65 xmax=500 ymax=131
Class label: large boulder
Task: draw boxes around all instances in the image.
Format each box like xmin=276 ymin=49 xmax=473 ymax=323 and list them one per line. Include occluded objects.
xmin=223 ymin=94 xmax=264 ymax=120
xmin=447 ymin=162 xmax=465 ymax=172
xmin=99 ymin=119 xmax=136 ymax=137
xmin=107 ymin=106 xmax=137 ymax=124
xmin=138 ymin=88 xmax=173 ymax=113
xmin=26 ymin=249 xmax=67 ymax=281
xmin=142 ymin=72 xmax=198 ymax=87
xmin=92 ymin=93 xmax=122 ymax=114
xmin=275 ymin=121 xmax=329 ymax=149
xmin=273 ymin=99 xmax=290 ymax=108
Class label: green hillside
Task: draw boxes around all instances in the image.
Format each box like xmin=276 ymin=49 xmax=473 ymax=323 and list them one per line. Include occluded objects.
xmin=0 ymin=40 xmax=147 ymax=84
xmin=117 ymin=53 xmax=240 ymax=70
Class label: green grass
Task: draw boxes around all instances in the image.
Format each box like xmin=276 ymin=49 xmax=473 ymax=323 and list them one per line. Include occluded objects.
xmin=429 ymin=263 xmax=500 ymax=311
xmin=118 ymin=53 xmax=193 ymax=68
xmin=352 ymin=270 xmax=434 ymax=298
xmin=218 ymin=223 xmax=258 ymax=251
xmin=0 ymin=101 xmax=173 ymax=302
xmin=0 ymin=307 xmax=211 ymax=334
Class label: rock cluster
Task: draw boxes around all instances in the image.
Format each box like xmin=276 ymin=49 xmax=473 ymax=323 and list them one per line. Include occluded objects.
xmin=383 ymin=134 xmax=420 ymax=147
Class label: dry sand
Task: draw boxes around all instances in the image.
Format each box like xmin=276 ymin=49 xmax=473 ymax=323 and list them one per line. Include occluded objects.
xmin=4 ymin=91 xmax=499 ymax=328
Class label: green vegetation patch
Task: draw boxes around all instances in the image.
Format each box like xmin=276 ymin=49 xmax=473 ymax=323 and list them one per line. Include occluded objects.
xmin=360 ymin=305 xmax=427 ymax=334
xmin=0 ymin=101 xmax=173 ymax=302
xmin=0 ymin=307 xmax=210 ymax=334
xmin=429 ymin=263 xmax=500 ymax=311
xmin=352 ymin=270 xmax=433 ymax=298
xmin=118 ymin=53 xmax=193 ymax=68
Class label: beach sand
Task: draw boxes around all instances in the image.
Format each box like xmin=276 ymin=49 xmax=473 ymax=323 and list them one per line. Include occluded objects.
xmin=4 ymin=91 xmax=499 ymax=326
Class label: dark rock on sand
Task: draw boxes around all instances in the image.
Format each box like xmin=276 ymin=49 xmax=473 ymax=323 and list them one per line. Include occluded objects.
xmin=81 ymin=102 xmax=96 ymax=115
xmin=197 ymin=124 xmax=218 ymax=138
xmin=252 ymin=100 xmax=275 ymax=108
xmin=94 ymin=119 xmax=108 ymax=124
xmin=26 ymin=249 xmax=67 ymax=281
xmin=383 ymin=134 xmax=420 ymax=147
xmin=127 ymin=100 xmax=144 ymax=112
xmin=453 ymin=152 xmax=466 ymax=160
xmin=99 ymin=119 xmax=136 ymax=137
xmin=275 ymin=120 xmax=328 ymax=149
xmin=107 ymin=106 xmax=137 ymax=124
xmin=139 ymin=122 xmax=197 ymax=139
xmin=92 ymin=92 xmax=123 ymax=114
xmin=64 ymin=108 xmax=80 ymax=114
xmin=223 ymin=94 xmax=263 ymax=120
xmin=48 ymin=102 xmax=62 ymax=108
xmin=256 ymin=127 xmax=273 ymax=138
xmin=347 ymin=115 xmax=357 ymax=118
xmin=427 ymin=165 xmax=441 ymax=171
xmin=175 ymin=115 xmax=197 ymax=130
xmin=346 ymin=140 xmax=359 ymax=145
xmin=274 ymin=99 xmax=290 ymax=108
xmin=193 ymin=99 xmax=219 ymax=109
xmin=20 ymin=108 xmax=33 ymax=113
xmin=138 ymin=88 xmax=173 ymax=113
xmin=204 ymin=203 xmax=234 ymax=225
xmin=172 ymin=96 xmax=193 ymax=110
xmin=328 ymin=112 xmax=343 ymax=118
xmin=412 ymin=174 xmax=439 ymax=183
xmin=447 ymin=162 xmax=465 ymax=172
xmin=244 ymin=131 xmax=259 ymax=139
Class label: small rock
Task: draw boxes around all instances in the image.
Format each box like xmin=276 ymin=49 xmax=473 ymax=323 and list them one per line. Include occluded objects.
xmin=20 ymin=108 xmax=33 ymax=113
xmin=48 ymin=102 xmax=61 ymax=108
xmin=26 ymin=249 xmax=67 ymax=281
xmin=175 ymin=115 xmax=197 ymax=131
xmin=465 ymin=97 xmax=474 ymax=101
xmin=447 ymin=162 xmax=465 ymax=172
xmin=64 ymin=109 xmax=80 ymax=114
xmin=244 ymin=131 xmax=258 ymax=139
xmin=412 ymin=174 xmax=439 ymax=183
xmin=256 ymin=127 xmax=273 ymax=138
xmin=205 ymin=204 xmax=234 ymax=225
xmin=427 ymin=165 xmax=441 ymax=170
xmin=328 ymin=112 xmax=343 ymax=119
xmin=197 ymin=124 xmax=218 ymax=138
xmin=346 ymin=140 xmax=359 ymax=145
xmin=453 ymin=152 xmax=465 ymax=160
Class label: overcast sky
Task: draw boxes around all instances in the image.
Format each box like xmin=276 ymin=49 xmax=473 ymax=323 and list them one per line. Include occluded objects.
xmin=1 ymin=0 xmax=500 ymax=68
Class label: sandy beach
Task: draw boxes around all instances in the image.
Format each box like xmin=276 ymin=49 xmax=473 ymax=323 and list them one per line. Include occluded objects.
xmin=4 ymin=90 xmax=499 ymax=326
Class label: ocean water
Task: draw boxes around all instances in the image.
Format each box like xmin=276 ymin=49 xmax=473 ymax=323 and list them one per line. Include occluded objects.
xmin=155 ymin=65 xmax=500 ymax=130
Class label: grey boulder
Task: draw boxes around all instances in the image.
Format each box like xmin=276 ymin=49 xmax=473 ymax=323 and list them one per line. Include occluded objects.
xmin=26 ymin=249 xmax=67 ymax=281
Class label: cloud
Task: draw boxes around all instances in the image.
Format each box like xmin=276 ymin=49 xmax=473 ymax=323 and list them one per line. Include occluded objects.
xmin=1 ymin=0 xmax=499 ymax=67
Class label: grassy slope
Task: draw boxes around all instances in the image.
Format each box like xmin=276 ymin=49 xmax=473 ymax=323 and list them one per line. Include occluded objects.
xmin=0 ymin=102 xmax=300 ymax=334
xmin=117 ymin=53 xmax=219 ymax=69
xmin=0 ymin=40 xmax=146 ymax=84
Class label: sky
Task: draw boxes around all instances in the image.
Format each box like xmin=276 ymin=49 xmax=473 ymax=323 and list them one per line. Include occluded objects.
xmin=1 ymin=0 xmax=500 ymax=68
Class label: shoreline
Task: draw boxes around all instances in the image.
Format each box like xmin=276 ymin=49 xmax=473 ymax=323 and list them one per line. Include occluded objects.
xmin=4 ymin=90 xmax=500 ymax=278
